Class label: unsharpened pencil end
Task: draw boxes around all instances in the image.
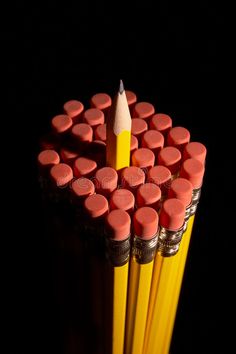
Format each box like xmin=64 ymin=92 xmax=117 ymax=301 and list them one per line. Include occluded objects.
xmin=119 ymin=79 xmax=124 ymax=94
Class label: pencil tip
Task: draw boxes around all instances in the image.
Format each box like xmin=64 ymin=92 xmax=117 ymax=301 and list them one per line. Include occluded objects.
xmin=119 ymin=79 xmax=124 ymax=94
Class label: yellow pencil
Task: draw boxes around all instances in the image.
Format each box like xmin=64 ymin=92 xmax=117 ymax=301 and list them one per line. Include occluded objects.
xmin=162 ymin=157 xmax=205 ymax=353
xmin=106 ymin=80 xmax=131 ymax=171
xmin=144 ymin=198 xmax=186 ymax=354
xmin=148 ymin=176 xmax=194 ymax=354
xmin=162 ymin=214 xmax=195 ymax=354
xmin=105 ymin=209 xmax=131 ymax=354
xmin=125 ymin=206 xmax=159 ymax=354
xmin=105 ymin=81 xmax=132 ymax=354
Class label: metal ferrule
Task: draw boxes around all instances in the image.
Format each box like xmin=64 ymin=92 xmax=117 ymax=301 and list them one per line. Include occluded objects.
xmin=132 ymin=232 xmax=159 ymax=264
xmin=106 ymin=236 xmax=131 ymax=267
xmin=157 ymin=225 xmax=184 ymax=257
xmin=190 ymin=187 xmax=202 ymax=216
xmin=183 ymin=203 xmax=192 ymax=232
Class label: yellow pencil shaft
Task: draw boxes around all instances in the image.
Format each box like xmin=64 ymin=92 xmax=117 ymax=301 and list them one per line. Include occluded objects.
xmin=125 ymin=259 xmax=154 ymax=354
xmin=112 ymin=262 xmax=129 ymax=354
xmin=106 ymin=130 xmax=131 ymax=170
xmin=144 ymin=254 xmax=177 ymax=354
xmin=162 ymin=215 xmax=195 ymax=354
xmin=144 ymin=253 xmax=163 ymax=350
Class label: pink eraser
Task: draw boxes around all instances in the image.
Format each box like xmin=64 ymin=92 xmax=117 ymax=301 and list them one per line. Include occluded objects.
xmin=167 ymin=127 xmax=190 ymax=152
xmin=131 ymin=118 xmax=148 ymax=139
xmin=121 ymin=166 xmax=145 ymax=191
xmin=183 ymin=142 xmax=207 ymax=164
xmin=38 ymin=150 xmax=60 ymax=171
xmin=71 ymin=177 xmax=95 ymax=199
xmin=133 ymin=207 xmax=159 ymax=239
xmin=90 ymin=93 xmax=112 ymax=111
xmin=50 ymin=163 xmax=73 ymax=187
xmin=83 ymin=108 xmax=105 ymax=127
xmin=168 ymin=178 xmax=193 ymax=207
xmin=133 ymin=102 xmax=155 ymax=120
xmin=157 ymin=146 xmax=181 ymax=175
xmin=110 ymin=188 xmax=135 ymax=214
xmin=94 ymin=123 xmax=106 ymax=142
xmin=84 ymin=194 xmax=109 ymax=219
xmin=180 ymin=158 xmax=205 ymax=189
xmin=95 ymin=167 xmax=118 ymax=196
xmin=147 ymin=165 xmax=172 ymax=195
xmin=130 ymin=134 xmax=138 ymax=152
xmin=125 ymin=90 xmax=137 ymax=107
xmin=106 ymin=209 xmax=131 ymax=240
xmin=159 ymin=198 xmax=185 ymax=230
xmin=51 ymin=114 xmax=73 ymax=134
xmin=132 ymin=148 xmax=155 ymax=169
xmin=73 ymin=157 xmax=97 ymax=178
xmin=63 ymin=100 xmax=84 ymax=122
xmin=71 ymin=123 xmax=93 ymax=143
xmin=150 ymin=113 xmax=172 ymax=136
xmin=136 ymin=183 xmax=161 ymax=210
xmin=141 ymin=130 xmax=164 ymax=155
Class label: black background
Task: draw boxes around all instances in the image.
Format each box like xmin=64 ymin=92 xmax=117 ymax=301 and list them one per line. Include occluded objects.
xmin=3 ymin=2 xmax=233 ymax=354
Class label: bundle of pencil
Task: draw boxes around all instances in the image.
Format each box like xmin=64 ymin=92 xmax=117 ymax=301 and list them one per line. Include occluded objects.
xmin=37 ymin=81 xmax=206 ymax=354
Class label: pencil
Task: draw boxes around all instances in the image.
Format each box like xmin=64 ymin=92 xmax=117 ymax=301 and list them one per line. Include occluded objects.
xmin=105 ymin=209 xmax=131 ymax=354
xmin=156 ymin=177 xmax=193 ymax=354
xmin=162 ymin=156 xmax=206 ymax=353
xmin=106 ymin=80 xmax=132 ymax=171
xmin=125 ymin=206 xmax=159 ymax=354
xmin=144 ymin=198 xmax=186 ymax=354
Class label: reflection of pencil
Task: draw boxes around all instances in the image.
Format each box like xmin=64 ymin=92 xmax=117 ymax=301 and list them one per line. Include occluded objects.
xmin=106 ymin=80 xmax=131 ymax=172
xmin=125 ymin=206 xmax=158 ymax=354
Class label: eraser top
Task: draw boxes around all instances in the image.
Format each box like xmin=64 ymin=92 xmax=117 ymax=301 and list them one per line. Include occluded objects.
xmin=73 ymin=157 xmax=97 ymax=178
xmin=136 ymin=183 xmax=161 ymax=208
xmin=150 ymin=113 xmax=172 ymax=133
xmin=125 ymin=90 xmax=137 ymax=106
xmin=133 ymin=102 xmax=155 ymax=119
xmin=132 ymin=148 xmax=155 ymax=169
xmin=131 ymin=118 xmax=148 ymax=136
xmin=95 ymin=167 xmax=118 ymax=195
xmin=106 ymin=209 xmax=131 ymax=240
xmin=72 ymin=177 xmax=95 ymax=199
xmin=167 ymin=127 xmax=190 ymax=150
xmin=71 ymin=123 xmax=93 ymax=142
xmin=133 ymin=207 xmax=159 ymax=239
xmin=83 ymin=108 xmax=105 ymax=127
xmin=159 ymin=198 xmax=185 ymax=230
xmin=90 ymin=93 xmax=112 ymax=110
xmin=95 ymin=123 xmax=106 ymax=142
xmin=121 ymin=166 xmax=145 ymax=190
xmin=50 ymin=163 xmax=73 ymax=187
xmin=180 ymin=158 xmax=205 ymax=189
xmin=183 ymin=142 xmax=207 ymax=164
xmin=38 ymin=149 xmax=60 ymax=170
xmin=63 ymin=100 xmax=84 ymax=120
xmin=141 ymin=130 xmax=164 ymax=151
xmin=84 ymin=194 xmax=109 ymax=219
xmin=157 ymin=146 xmax=181 ymax=174
xmin=168 ymin=178 xmax=193 ymax=207
xmin=51 ymin=114 xmax=73 ymax=134
xmin=110 ymin=188 xmax=135 ymax=213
